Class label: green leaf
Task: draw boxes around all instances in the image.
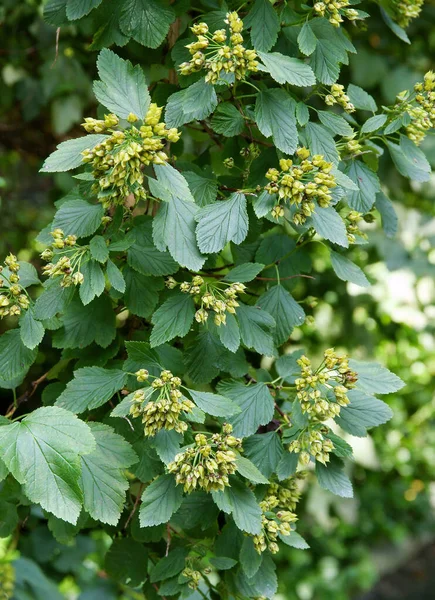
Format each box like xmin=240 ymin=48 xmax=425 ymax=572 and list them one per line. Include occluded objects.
xmin=153 ymin=163 xmax=195 ymax=203
xmin=0 ymin=329 xmax=38 ymax=381
xmin=196 ymin=193 xmax=248 ymax=254
xmin=380 ymin=7 xmax=410 ymax=44
xmin=107 ymin=259 xmax=126 ymax=293
xmin=124 ymin=267 xmax=163 ymax=318
xmin=298 ymin=22 xmax=317 ymax=56
xmin=255 ymin=89 xmax=298 ymax=155
xmin=349 ymin=359 xmax=405 ymax=394
xmin=361 ymin=114 xmax=387 ymax=134
xmin=279 ymin=531 xmax=310 ymax=549
xmin=93 ymin=49 xmax=150 ymax=119
xmin=80 ymin=422 xmax=137 ymax=525
xmin=335 ymin=389 xmax=394 ymax=436
xmin=296 ymin=101 xmax=310 ymax=126
xmin=127 ymin=218 xmax=178 ymax=276
xmin=79 ymin=259 xmax=105 ymax=305
xmin=184 ymin=329 xmax=224 ymax=383
xmin=34 ymin=281 xmax=75 ymax=320
xmin=139 ymin=474 xmax=183 ymax=527
xmin=165 ymin=78 xmax=218 ymax=127
xmin=235 ymin=552 xmax=277 ymax=598
xmin=123 ymin=341 xmax=162 ymax=375
xmin=258 ymin=51 xmax=316 ymax=86
xmin=20 ymin=309 xmax=45 ymax=350
xmin=150 ymin=547 xmax=188 ymax=583
xmin=210 ymin=556 xmax=238 ymax=570
xmin=155 ymin=197 xmax=205 ymax=271
xmin=375 ymin=192 xmax=398 ymax=238
xmin=66 ymin=0 xmax=102 ymax=20
xmin=245 ymin=0 xmax=280 ymax=52
xmin=119 ymin=0 xmax=175 ymax=49
xmin=276 ymin=451 xmax=298 ymax=480
xmin=41 ymin=134 xmax=107 ymax=173
xmin=0 ymin=406 xmax=95 ymax=523
xmin=210 ymin=103 xmax=245 ymax=137
xmin=89 ymin=235 xmax=109 ymax=263
xmin=150 ymin=429 xmax=182 ymax=464
xmin=386 ymin=135 xmax=431 ymax=182
xmin=212 ymin=477 xmax=262 ymax=535
xmin=187 ymin=389 xmax=241 ymax=418
xmin=150 ymin=293 xmax=195 ymax=347
xmin=347 ymin=84 xmax=377 ymax=112
xmin=44 ymin=0 xmax=68 ymax=26
xmin=252 ymin=190 xmax=277 ymax=218
xmin=240 ymin=537 xmax=263 ymax=578
xmin=1 ymin=262 xmax=40 ymax=289
xmin=257 ymin=285 xmax=305 ymax=345
xmin=105 ymin=538 xmax=148 ymax=587
xmin=235 ymin=456 xmax=269 ymax=484
xmin=223 ymin=263 xmax=265 ymax=283
xmin=52 ymin=199 xmax=104 ymax=238
xmin=0 ymin=500 xmax=19 ymax=538
xmin=330 ymin=250 xmax=370 ymax=287
xmin=309 ymin=39 xmax=342 ymax=84
xmin=327 ymin=432 xmax=354 ymax=459
xmin=276 ymin=349 xmax=305 ymax=382
xmin=304 ymin=122 xmax=339 ymax=164
xmin=243 ymin=431 xmax=283 ymax=478
xmin=237 ymin=303 xmax=276 ymax=357
xmin=183 ymin=171 xmax=218 ymax=207
xmin=217 ymin=380 xmax=275 ymax=437
xmin=310 ymin=206 xmax=349 ymax=248
xmin=316 ymin=460 xmax=353 ymax=498
xmin=344 ymin=161 xmax=380 ymax=212
xmin=56 ymin=367 xmax=127 ymax=414
xmin=317 ymin=110 xmax=354 ymax=137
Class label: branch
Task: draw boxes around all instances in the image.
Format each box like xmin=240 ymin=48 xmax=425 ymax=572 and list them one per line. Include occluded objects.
xmin=124 ymin=483 xmax=144 ymax=530
xmin=5 ymin=371 xmax=49 ymax=419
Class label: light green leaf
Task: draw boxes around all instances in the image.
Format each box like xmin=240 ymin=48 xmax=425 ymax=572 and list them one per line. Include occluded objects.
xmin=217 ymin=312 xmax=241 ymax=353
xmin=310 ymin=206 xmax=349 ymax=248
xmin=236 ymin=303 xmax=276 ymax=357
xmin=149 ymin=547 xmax=188 ymax=583
xmin=217 ymin=380 xmax=275 ymax=438
xmin=380 ymin=7 xmax=410 ymax=43
xmin=0 ymin=406 xmax=95 ymax=523
xmin=257 ymin=285 xmax=305 ymax=345
xmin=139 ymin=474 xmax=183 ymax=527
xmin=316 ymin=460 xmax=353 ymax=498
xmin=0 ymin=329 xmax=38 ymax=381
xmin=236 ymin=456 xmax=269 ymax=484
xmin=296 ymin=101 xmax=310 ymax=126
xmin=309 ymin=39 xmax=342 ymax=84
xmin=330 ymin=250 xmax=370 ymax=287
xmin=1 ymin=262 xmax=40 ymax=289
xmin=243 ymin=431 xmax=283 ymax=478
xmin=150 ymin=429 xmax=182 ymax=464
xmin=123 ymin=340 xmax=162 ymax=375
xmin=107 ymin=259 xmax=126 ymax=293
xmin=52 ymin=199 xmax=104 ymax=238
xmin=276 ymin=349 xmax=305 ymax=382
xmin=349 ymin=360 xmax=405 ymax=394
xmin=245 ymin=0 xmax=280 ymax=52
xmin=386 ymin=135 xmax=431 ymax=182
xmin=127 ymin=218 xmax=178 ymax=276
xmin=335 ymin=389 xmax=394 ymax=436
xmin=235 ymin=553 xmax=277 ymax=598
xmin=317 ymin=110 xmax=354 ymax=137
xmin=252 ymin=189 xmax=276 ymax=218
xmin=258 ymin=51 xmax=316 ymax=86
xmin=196 ymin=193 xmax=248 ymax=254
xmin=66 ymin=0 xmax=102 ymax=21
xmin=279 ymin=531 xmax=310 ymax=549
xmin=183 ymin=171 xmax=218 ymax=207
xmin=361 ymin=114 xmax=387 ymax=134
xmin=165 ymin=79 xmax=218 ymax=127
xmin=276 ymin=451 xmax=298 ymax=480
xmin=298 ymin=22 xmax=317 ymax=56
xmin=210 ymin=556 xmax=238 ymax=570
xmin=119 ymin=0 xmax=175 ymax=49
xmin=375 ymin=192 xmax=398 ymax=238
xmin=304 ymin=122 xmax=339 ymax=164
xmin=240 ymin=537 xmax=263 ymax=578
xmin=80 ymin=422 xmax=137 ymax=525
xmin=223 ymin=263 xmax=265 ymax=283
xmin=41 ymin=134 xmax=107 ymax=173
xmin=154 ymin=163 xmax=195 ymax=203
xmin=150 ymin=293 xmax=195 ymax=347
xmin=255 ymin=89 xmax=298 ymax=155
xmin=344 ymin=160 xmax=380 ymax=212
xmin=19 ymin=309 xmax=45 ymax=350
xmin=347 ymin=84 xmax=377 ymax=112
xmin=212 ymin=477 xmax=262 ymax=535
xmin=34 ymin=281 xmax=75 ymax=320
xmin=89 ymin=235 xmax=109 ymax=263
xmin=56 ymin=367 xmax=127 ymax=414
xmin=187 ymin=389 xmax=241 ymax=418
xmin=210 ymin=103 xmax=245 ymax=137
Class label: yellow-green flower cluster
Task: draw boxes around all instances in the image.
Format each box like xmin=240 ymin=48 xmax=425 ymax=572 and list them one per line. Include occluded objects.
xmin=313 ymin=0 xmax=359 ymax=26
xmin=41 ymin=229 xmax=86 ymax=288
xmin=0 ymin=254 xmax=30 ymax=318
xmin=181 ymin=568 xmax=202 ymax=590
xmin=252 ymin=492 xmax=298 ymax=554
xmin=267 ymin=474 xmax=306 ymax=512
xmin=168 ymin=424 xmax=242 ymax=493
xmin=81 ymin=106 xmax=180 ymax=208
xmin=405 ymin=72 xmax=435 ymax=145
xmin=288 ymin=428 xmax=335 ymax=465
xmin=166 ymin=275 xmax=246 ymax=327
xmin=0 ymin=562 xmax=15 ymax=599
xmin=129 ymin=369 xmax=194 ymax=437
xmin=324 ymin=84 xmax=355 ymax=113
xmin=392 ymin=0 xmax=424 ymax=28
xmin=346 ymin=210 xmax=367 ymax=244
xmin=265 ymin=148 xmax=336 ymax=225
xmin=179 ymin=12 xmax=258 ymax=84
xmin=294 ymin=348 xmax=358 ymax=420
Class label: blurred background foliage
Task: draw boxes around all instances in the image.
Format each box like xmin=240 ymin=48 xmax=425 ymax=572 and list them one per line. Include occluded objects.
xmin=1 ymin=0 xmax=435 ymax=598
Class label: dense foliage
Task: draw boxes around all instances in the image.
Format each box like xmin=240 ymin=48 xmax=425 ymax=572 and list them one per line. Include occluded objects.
xmin=1 ymin=0 xmax=434 ymax=598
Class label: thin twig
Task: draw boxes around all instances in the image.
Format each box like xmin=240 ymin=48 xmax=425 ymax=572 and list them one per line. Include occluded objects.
xmin=255 ymin=274 xmax=315 ymax=281
xmin=51 ymin=27 xmax=60 ymax=68
xmin=5 ymin=371 xmax=49 ymax=418
xmin=124 ymin=483 xmax=144 ymax=530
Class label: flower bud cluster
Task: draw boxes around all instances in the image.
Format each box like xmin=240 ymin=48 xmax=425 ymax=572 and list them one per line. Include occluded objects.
xmin=345 ymin=138 xmax=363 ymax=156
xmin=324 ymin=84 xmax=355 ymax=112
xmin=166 ymin=275 xmax=246 ymax=327
xmin=81 ymin=106 xmax=180 ymax=208
xmin=41 ymin=229 xmax=86 ymax=288
xmin=267 ymin=474 xmax=306 ymax=512
xmin=252 ymin=493 xmax=298 ymax=554
xmin=313 ymin=0 xmax=359 ymax=27
xmin=0 ymin=562 xmax=15 ymax=599
xmin=181 ymin=568 xmax=202 ymax=590
xmin=168 ymin=424 xmax=242 ymax=493
xmin=405 ymin=72 xmax=435 ymax=145
xmin=294 ymin=349 xmax=358 ymax=421
xmin=179 ymin=12 xmax=258 ymax=84
xmin=392 ymin=0 xmax=424 ymax=28
xmin=265 ymin=148 xmax=336 ymax=225
xmin=346 ymin=210 xmax=368 ymax=244
xmin=0 ymin=254 xmax=30 ymax=318
xmin=129 ymin=369 xmax=194 ymax=437
xmin=288 ymin=428 xmax=335 ymax=465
